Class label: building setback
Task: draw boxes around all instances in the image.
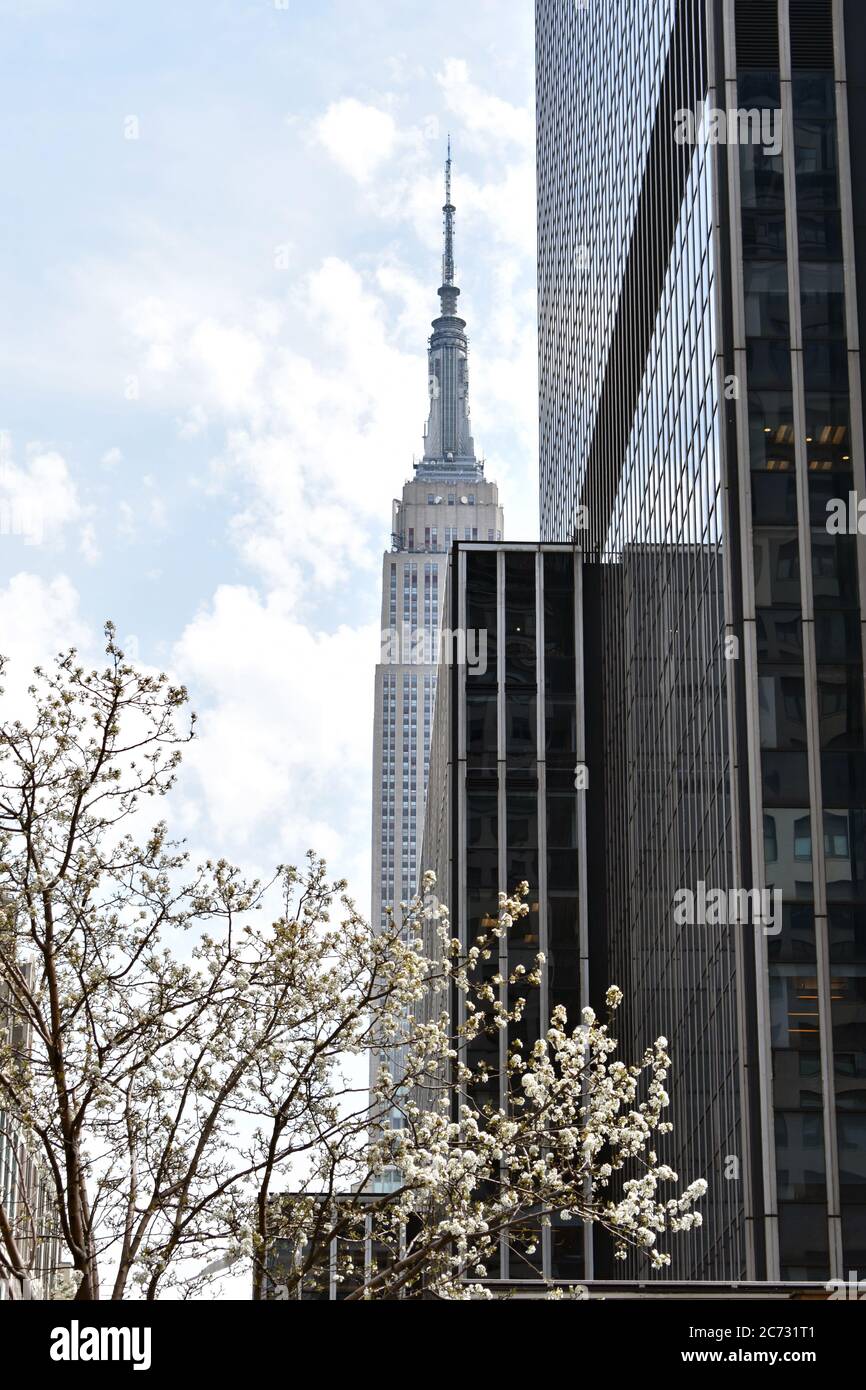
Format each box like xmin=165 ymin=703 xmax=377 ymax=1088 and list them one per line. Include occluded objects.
xmin=536 ymin=0 xmax=866 ymax=1281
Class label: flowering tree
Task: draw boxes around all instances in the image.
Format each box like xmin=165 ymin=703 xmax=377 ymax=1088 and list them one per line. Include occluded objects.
xmin=262 ymin=881 xmax=707 ymax=1300
xmin=0 ymin=629 xmax=705 ymax=1301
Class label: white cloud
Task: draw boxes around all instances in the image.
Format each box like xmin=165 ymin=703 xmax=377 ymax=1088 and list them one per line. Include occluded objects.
xmin=0 ymin=443 xmax=81 ymax=548
xmin=375 ymin=263 xmax=430 ymax=344
xmin=120 ymin=254 xmax=423 ymax=595
xmin=436 ymin=58 xmax=534 ymax=151
xmin=310 ymin=62 xmax=537 ymax=271
xmin=315 ymin=98 xmax=398 ymax=184
xmin=117 ymin=500 xmax=136 ymax=540
xmin=79 ymin=522 xmax=100 ymax=566
xmin=177 ymin=404 xmax=208 ymax=439
xmin=433 ymin=56 xmax=536 ymax=150
xmin=171 ymin=584 xmax=376 ymax=897
xmin=0 ymin=573 xmax=89 ymax=715
xmin=454 ymin=159 xmax=537 ymax=257
xmin=187 ymin=318 xmax=266 ymax=418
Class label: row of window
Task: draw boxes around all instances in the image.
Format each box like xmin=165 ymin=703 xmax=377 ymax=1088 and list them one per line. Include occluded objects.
xmin=405 ymin=527 xmax=500 ymax=550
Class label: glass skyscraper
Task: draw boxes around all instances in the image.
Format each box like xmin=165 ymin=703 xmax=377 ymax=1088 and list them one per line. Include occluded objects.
xmin=536 ymin=0 xmax=866 ymax=1282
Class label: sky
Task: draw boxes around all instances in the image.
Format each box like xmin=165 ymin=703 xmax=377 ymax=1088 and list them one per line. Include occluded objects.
xmin=0 ymin=0 xmax=538 ymax=913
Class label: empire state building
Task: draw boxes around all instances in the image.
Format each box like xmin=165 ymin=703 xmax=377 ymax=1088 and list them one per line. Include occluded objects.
xmin=371 ymin=146 xmax=504 ymax=931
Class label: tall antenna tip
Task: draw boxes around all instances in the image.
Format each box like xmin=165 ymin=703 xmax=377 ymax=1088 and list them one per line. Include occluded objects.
xmin=441 ymin=136 xmax=456 ymax=291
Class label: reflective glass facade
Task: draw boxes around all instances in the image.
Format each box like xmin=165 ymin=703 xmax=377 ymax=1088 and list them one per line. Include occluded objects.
xmin=537 ymin=0 xmax=866 ymax=1280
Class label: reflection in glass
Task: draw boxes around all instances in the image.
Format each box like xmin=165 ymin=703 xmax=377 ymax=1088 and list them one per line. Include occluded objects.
xmin=825 ymin=811 xmax=866 ymax=902
xmin=753 ymin=532 xmax=801 ymax=607
xmin=759 ymin=671 xmax=807 ymax=749
xmin=774 ymin=1112 xmax=827 ymax=1200
xmin=505 ymin=552 xmax=536 ymax=686
xmin=770 ymin=965 xmax=822 ymax=1051
xmin=763 ymin=809 xmax=814 ymax=899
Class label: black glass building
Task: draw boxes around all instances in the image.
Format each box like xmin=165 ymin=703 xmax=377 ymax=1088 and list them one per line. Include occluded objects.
xmin=420 ymin=542 xmax=593 ymax=1282
xmin=537 ymin=0 xmax=866 ymax=1281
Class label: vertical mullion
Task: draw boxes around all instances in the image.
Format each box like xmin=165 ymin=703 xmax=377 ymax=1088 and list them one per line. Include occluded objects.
xmin=536 ymin=547 xmax=551 ymax=1281
xmin=457 ymin=547 xmax=468 ymax=1081
xmin=572 ymin=545 xmax=594 ymax=1280
xmin=725 ymin=0 xmax=779 ymax=1277
xmin=830 ymin=0 xmax=865 ymax=1276
xmin=779 ymin=0 xmax=841 ymax=1280
xmin=497 ymin=548 xmax=508 ymax=1278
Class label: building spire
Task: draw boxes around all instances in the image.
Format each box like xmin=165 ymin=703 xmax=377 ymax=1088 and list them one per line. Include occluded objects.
xmin=442 ymin=135 xmax=455 ymax=289
xmin=439 ymin=137 xmax=460 ymax=318
xmin=418 ymin=140 xmax=479 ymax=474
